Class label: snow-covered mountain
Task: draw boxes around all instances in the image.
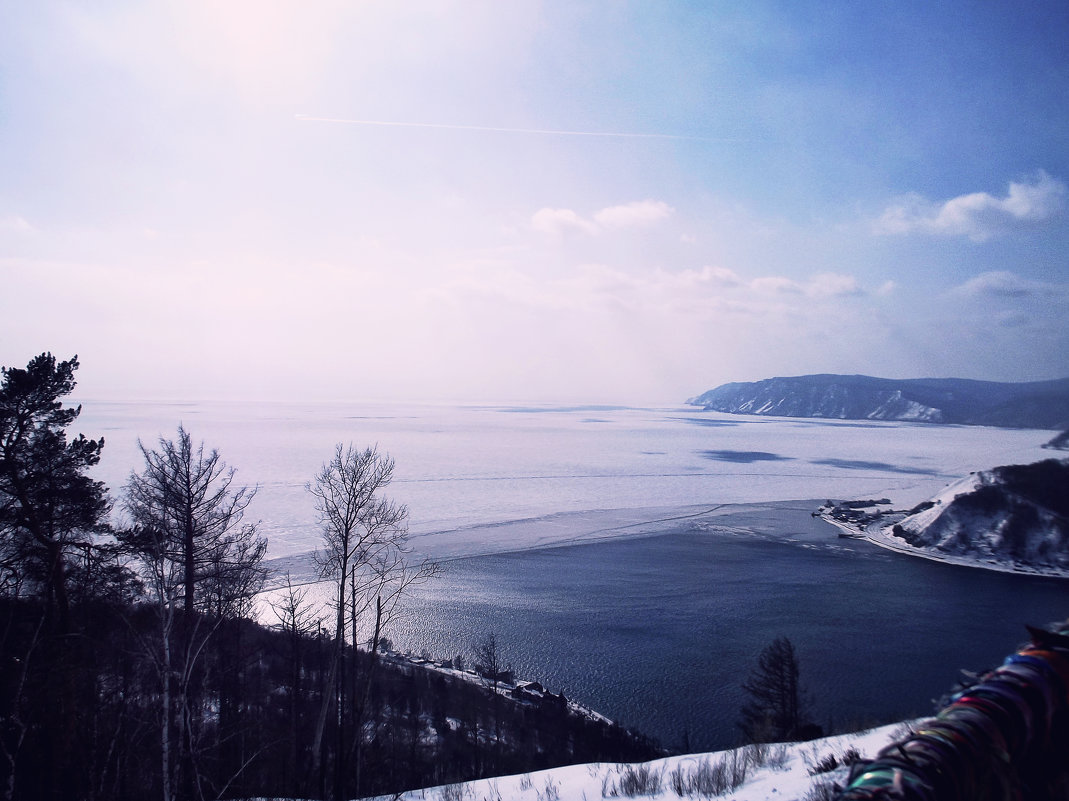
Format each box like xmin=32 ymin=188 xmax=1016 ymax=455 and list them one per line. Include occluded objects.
xmin=1044 ymin=429 xmax=1069 ymax=450
xmin=687 ymin=375 xmax=1069 ymax=428
xmin=888 ymin=459 xmax=1069 ymax=569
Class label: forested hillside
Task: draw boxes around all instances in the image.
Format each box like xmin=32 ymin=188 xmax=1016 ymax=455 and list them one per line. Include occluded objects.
xmin=0 ymin=353 xmax=658 ymax=801
xmin=0 ymin=594 xmax=660 ymax=800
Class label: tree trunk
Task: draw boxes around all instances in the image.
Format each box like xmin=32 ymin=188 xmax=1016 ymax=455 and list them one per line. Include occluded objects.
xmin=353 ymin=596 xmax=384 ymax=797
xmin=161 ymin=623 xmax=174 ymax=801
xmin=46 ymin=540 xmax=71 ymax=632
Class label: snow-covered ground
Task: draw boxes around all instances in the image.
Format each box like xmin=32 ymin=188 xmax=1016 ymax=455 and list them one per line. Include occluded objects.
xmin=365 ymin=721 xmax=916 ymax=801
xmin=824 ymin=513 xmax=1069 ymax=579
xmin=819 ymin=470 xmax=1069 ymax=580
xmin=379 ymin=650 xmax=616 ymax=727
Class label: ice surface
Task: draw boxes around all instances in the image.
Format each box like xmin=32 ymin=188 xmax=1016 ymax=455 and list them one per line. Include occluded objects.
xmin=75 ymin=400 xmax=1055 ymax=560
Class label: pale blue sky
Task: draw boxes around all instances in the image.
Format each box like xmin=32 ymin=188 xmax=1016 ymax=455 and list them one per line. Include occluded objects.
xmin=2 ymin=1 xmax=1067 ymax=403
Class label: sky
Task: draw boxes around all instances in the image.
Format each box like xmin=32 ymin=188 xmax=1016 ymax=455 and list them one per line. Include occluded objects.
xmin=2 ymin=1 xmax=1068 ymax=405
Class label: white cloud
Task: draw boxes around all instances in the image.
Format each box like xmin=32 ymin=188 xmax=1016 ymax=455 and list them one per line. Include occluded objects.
xmin=531 ymin=199 xmax=673 ymax=236
xmin=750 ymin=276 xmax=803 ymax=294
xmin=875 ymin=172 xmax=1067 ymax=241
xmin=593 ymin=199 xmax=674 ymax=228
xmin=703 ymin=265 xmax=744 ymax=287
xmin=0 ymin=215 xmax=35 ymax=233
xmin=457 ymin=262 xmax=868 ymax=320
xmin=808 ymin=272 xmax=863 ymax=297
xmin=954 ymin=270 xmax=1051 ymax=298
xmin=749 ymin=272 xmax=866 ymax=297
xmin=530 ymin=207 xmax=598 ymax=236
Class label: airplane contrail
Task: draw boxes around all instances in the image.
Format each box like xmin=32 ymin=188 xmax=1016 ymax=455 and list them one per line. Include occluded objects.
xmin=294 ymin=114 xmax=735 ymax=142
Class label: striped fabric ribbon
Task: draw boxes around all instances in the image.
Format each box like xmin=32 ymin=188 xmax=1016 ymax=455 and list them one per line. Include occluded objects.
xmin=837 ymin=622 xmax=1069 ymax=801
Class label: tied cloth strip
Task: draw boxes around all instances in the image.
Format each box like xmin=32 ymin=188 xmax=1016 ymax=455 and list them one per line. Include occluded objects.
xmin=836 ymin=620 xmax=1069 ymax=801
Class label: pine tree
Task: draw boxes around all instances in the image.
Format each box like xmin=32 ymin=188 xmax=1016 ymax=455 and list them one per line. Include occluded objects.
xmin=0 ymin=353 xmax=112 ymax=799
xmin=738 ymin=636 xmax=817 ymax=743
xmin=0 ymin=353 xmax=109 ymax=622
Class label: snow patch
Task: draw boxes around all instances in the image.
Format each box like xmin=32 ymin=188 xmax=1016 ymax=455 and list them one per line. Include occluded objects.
xmin=369 ymin=721 xmax=916 ymax=801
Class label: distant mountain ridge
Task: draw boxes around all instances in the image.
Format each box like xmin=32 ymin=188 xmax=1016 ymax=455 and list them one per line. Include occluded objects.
xmin=687 ymin=374 xmax=1069 ymax=428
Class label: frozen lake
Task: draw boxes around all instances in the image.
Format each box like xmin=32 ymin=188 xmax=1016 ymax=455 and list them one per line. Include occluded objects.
xmin=77 ymin=400 xmax=1054 ymax=560
xmin=74 ymin=400 xmax=1066 ymax=749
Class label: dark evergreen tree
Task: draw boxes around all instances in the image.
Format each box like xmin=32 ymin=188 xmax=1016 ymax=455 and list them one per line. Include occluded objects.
xmin=0 ymin=353 xmax=112 ymax=801
xmin=0 ymin=353 xmax=109 ymax=621
xmin=738 ymin=636 xmax=819 ymax=743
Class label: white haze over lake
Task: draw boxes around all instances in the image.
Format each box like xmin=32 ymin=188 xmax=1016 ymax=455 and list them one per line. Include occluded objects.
xmin=76 ymin=400 xmax=1055 ymax=561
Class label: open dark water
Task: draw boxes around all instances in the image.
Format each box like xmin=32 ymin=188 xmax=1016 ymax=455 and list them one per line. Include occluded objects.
xmin=390 ymin=505 xmax=1068 ymax=751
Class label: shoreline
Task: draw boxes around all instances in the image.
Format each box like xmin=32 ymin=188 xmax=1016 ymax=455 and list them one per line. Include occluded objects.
xmin=820 ymin=513 xmax=1069 ymax=580
xmin=263 ymin=499 xmax=827 ymax=583
xmin=263 ymin=497 xmax=1069 ymax=601
xmin=258 ymin=499 xmax=830 ymax=607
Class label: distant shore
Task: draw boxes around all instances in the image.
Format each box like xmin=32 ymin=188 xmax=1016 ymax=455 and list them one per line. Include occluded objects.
xmin=820 ymin=512 xmax=1069 ymax=580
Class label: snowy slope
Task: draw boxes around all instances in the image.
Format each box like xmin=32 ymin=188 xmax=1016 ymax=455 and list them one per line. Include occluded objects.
xmin=365 ymin=722 xmax=914 ymax=801
xmin=889 ymin=459 xmax=1069 ymax=569
xmin=1044 ymin=429 xmax=1069 ymax=450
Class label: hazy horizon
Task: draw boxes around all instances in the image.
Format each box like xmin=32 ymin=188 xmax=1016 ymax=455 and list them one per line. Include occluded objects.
xmin=66 ymin=371 xmax=1069 ymax=410
xmin=3 ymin=2 xmax=1068 ymax=404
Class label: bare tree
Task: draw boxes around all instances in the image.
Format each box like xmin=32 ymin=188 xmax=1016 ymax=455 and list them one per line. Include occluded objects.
xmin=123 ymin=426 xmax=266 ymax=617
xmin=308 ymin=443 xmax=438 ymax=799
xmin=269 ymin=573 xmax=322 ymax=796
xmin=0 ymin=614 xmax=46 ymax=801
xmin=269 ymin=572 xmax=322 ymax=644
xmin=474 ymin=632 xmax=511 ymax=758
xmin=121 ymin=426 xmax=267 ymax=801
xmin=474 ymin=632 xmax=511 ymax=686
